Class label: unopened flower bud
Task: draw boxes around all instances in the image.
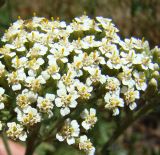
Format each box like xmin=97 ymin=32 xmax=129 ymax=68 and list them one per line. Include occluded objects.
xmin=145 ymin=78 xmax=158 ymax=99
xmin=153 ymin=63 xmax=159 ymax=70
xmin=149 ymin=78 xmax=158 ymax=88
xmin=152 ymin=71 xmax=159 ymax=79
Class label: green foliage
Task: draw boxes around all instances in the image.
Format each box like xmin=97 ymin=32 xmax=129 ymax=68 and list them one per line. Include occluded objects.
xmin=36 ymin=143 xmax=83 ymax=155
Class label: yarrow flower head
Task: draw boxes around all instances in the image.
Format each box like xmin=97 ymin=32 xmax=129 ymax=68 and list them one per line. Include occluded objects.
xmin=6 ymin=122 xmax=27 ymax=141
xmin=56 ymin=119 xmax=80 ymax=145
xmin=78 ymin=135 xmax=95 ymax=155
xmin=104 ymin=93 xmax=124 ymax=116
xmin=37 ymin=93 xmax=55 ymax=117
xmin=81 ymin=108 xmax=97 ymax=130
xmin=0 ymin=15 xmax=159 ymax=155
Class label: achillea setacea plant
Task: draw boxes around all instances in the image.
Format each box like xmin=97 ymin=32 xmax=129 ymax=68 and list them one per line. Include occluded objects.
xmin=0 ymin=15 xmax=159 ymax=155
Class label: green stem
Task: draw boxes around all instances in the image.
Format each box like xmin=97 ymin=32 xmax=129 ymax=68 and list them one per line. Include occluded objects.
xmin=40 ymin=115 xmax=69 ymax=143
xmin=101 ymin=95 xmax=160 ymax=155
xmin=1 ymin=132 xmax=12 ymax=155
xmin=25 ymin=124 xmax=40 ymax=155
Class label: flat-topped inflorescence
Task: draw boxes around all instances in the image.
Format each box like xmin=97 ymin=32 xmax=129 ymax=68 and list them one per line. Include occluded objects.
xmin=0 ymin=15 xmax=159 ymax=155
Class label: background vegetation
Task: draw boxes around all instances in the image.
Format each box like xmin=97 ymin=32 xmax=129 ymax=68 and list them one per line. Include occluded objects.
xmin=0 ymin=0 xmax=159 ymax=155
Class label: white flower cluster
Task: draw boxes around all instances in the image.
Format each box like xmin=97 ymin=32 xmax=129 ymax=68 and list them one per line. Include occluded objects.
xmin=0 ymin=15 xmax=159 ymax=155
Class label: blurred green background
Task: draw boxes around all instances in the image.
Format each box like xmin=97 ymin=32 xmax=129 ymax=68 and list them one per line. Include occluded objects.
xmin=0 ymin=0 xmax=160 ymax=155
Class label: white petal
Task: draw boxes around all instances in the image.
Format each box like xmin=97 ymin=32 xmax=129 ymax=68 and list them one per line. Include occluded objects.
xmin=0 ymin=103 xmax=4 ymax=110
xmin=141 ymin=83 xmax=147 ymax=91
xmin=46 ymin=93 xmax=55 ymax=101
xmin=67 ymin=137 xmax=75 ymax=145
xmin=19 ymin=132 xmax=27 ymax=141
xmin=60 ymin=21 xmax=66 ymax=28
xmin=57 ymin=88 xmax=66 ymax=97
xmin=60 ymin=107 xmax=70 ymax=116
xmin=61 ymin=58 xmax=68 ymax=63
xmin=88 ymin=147 xmax=96 ymax=155
xmin=52 ymin=73 xmax=60 ymax=80
xmin=37 ymin=75 xmax=46 ymax=84
xmin=71 ymin=120 xmax=79 ymax=129
xmin=12 ymin=84 xmax=21 ymax=91
xmin=100 ymin=75 xmax=107 ymax=84
xmin=135 ymin=91 xmax=140 ymax=99
xmin=113 ymin=108 xmax=119 ymax=116
xmin=86 ymin=78 xmax=92 ymax=86
xmin=55 ymin=98 xmax=63 ymax=107
xmin=90 ymin=108 xmax=96 ymax=115
xmin=17 ymin=46 xmax=25 ymax=51
xmin=0 ymin=87 xmax=5 ymax=94
xmin=107 ymin=61 xmax=113 ymax=69
xmin=56 ymin=133 xmax=64 ymax=142
xmin=69 ymin=101 xmax=77 ymax=108
xmin=28 ymin=70 xmax=36 ymax=77
xmin=129 ymin=102 xmax=137 ymax=110
xmin=104 ymin=93 xmax=111 ymax=103
xmin=37 ymin=58 xmax=44 ymax=65
xmin=82 ymin=121 xmax=90 ymax=130
xmin=80 ymin=135 xmax=88 ymax=142
xmin=26 ymin=76 xmax=34 ymax=83
xmin=41 ymin=71 xmax=50 ymax=80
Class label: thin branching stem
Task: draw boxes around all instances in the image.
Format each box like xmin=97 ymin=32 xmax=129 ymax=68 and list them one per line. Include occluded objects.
xmin=25 ymin=124 xmax=41 ymax=155
xmin=101 ymin=94 xmax=160 ymax=155
xmin=1 ymin=132 xmax=12 ymax=155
